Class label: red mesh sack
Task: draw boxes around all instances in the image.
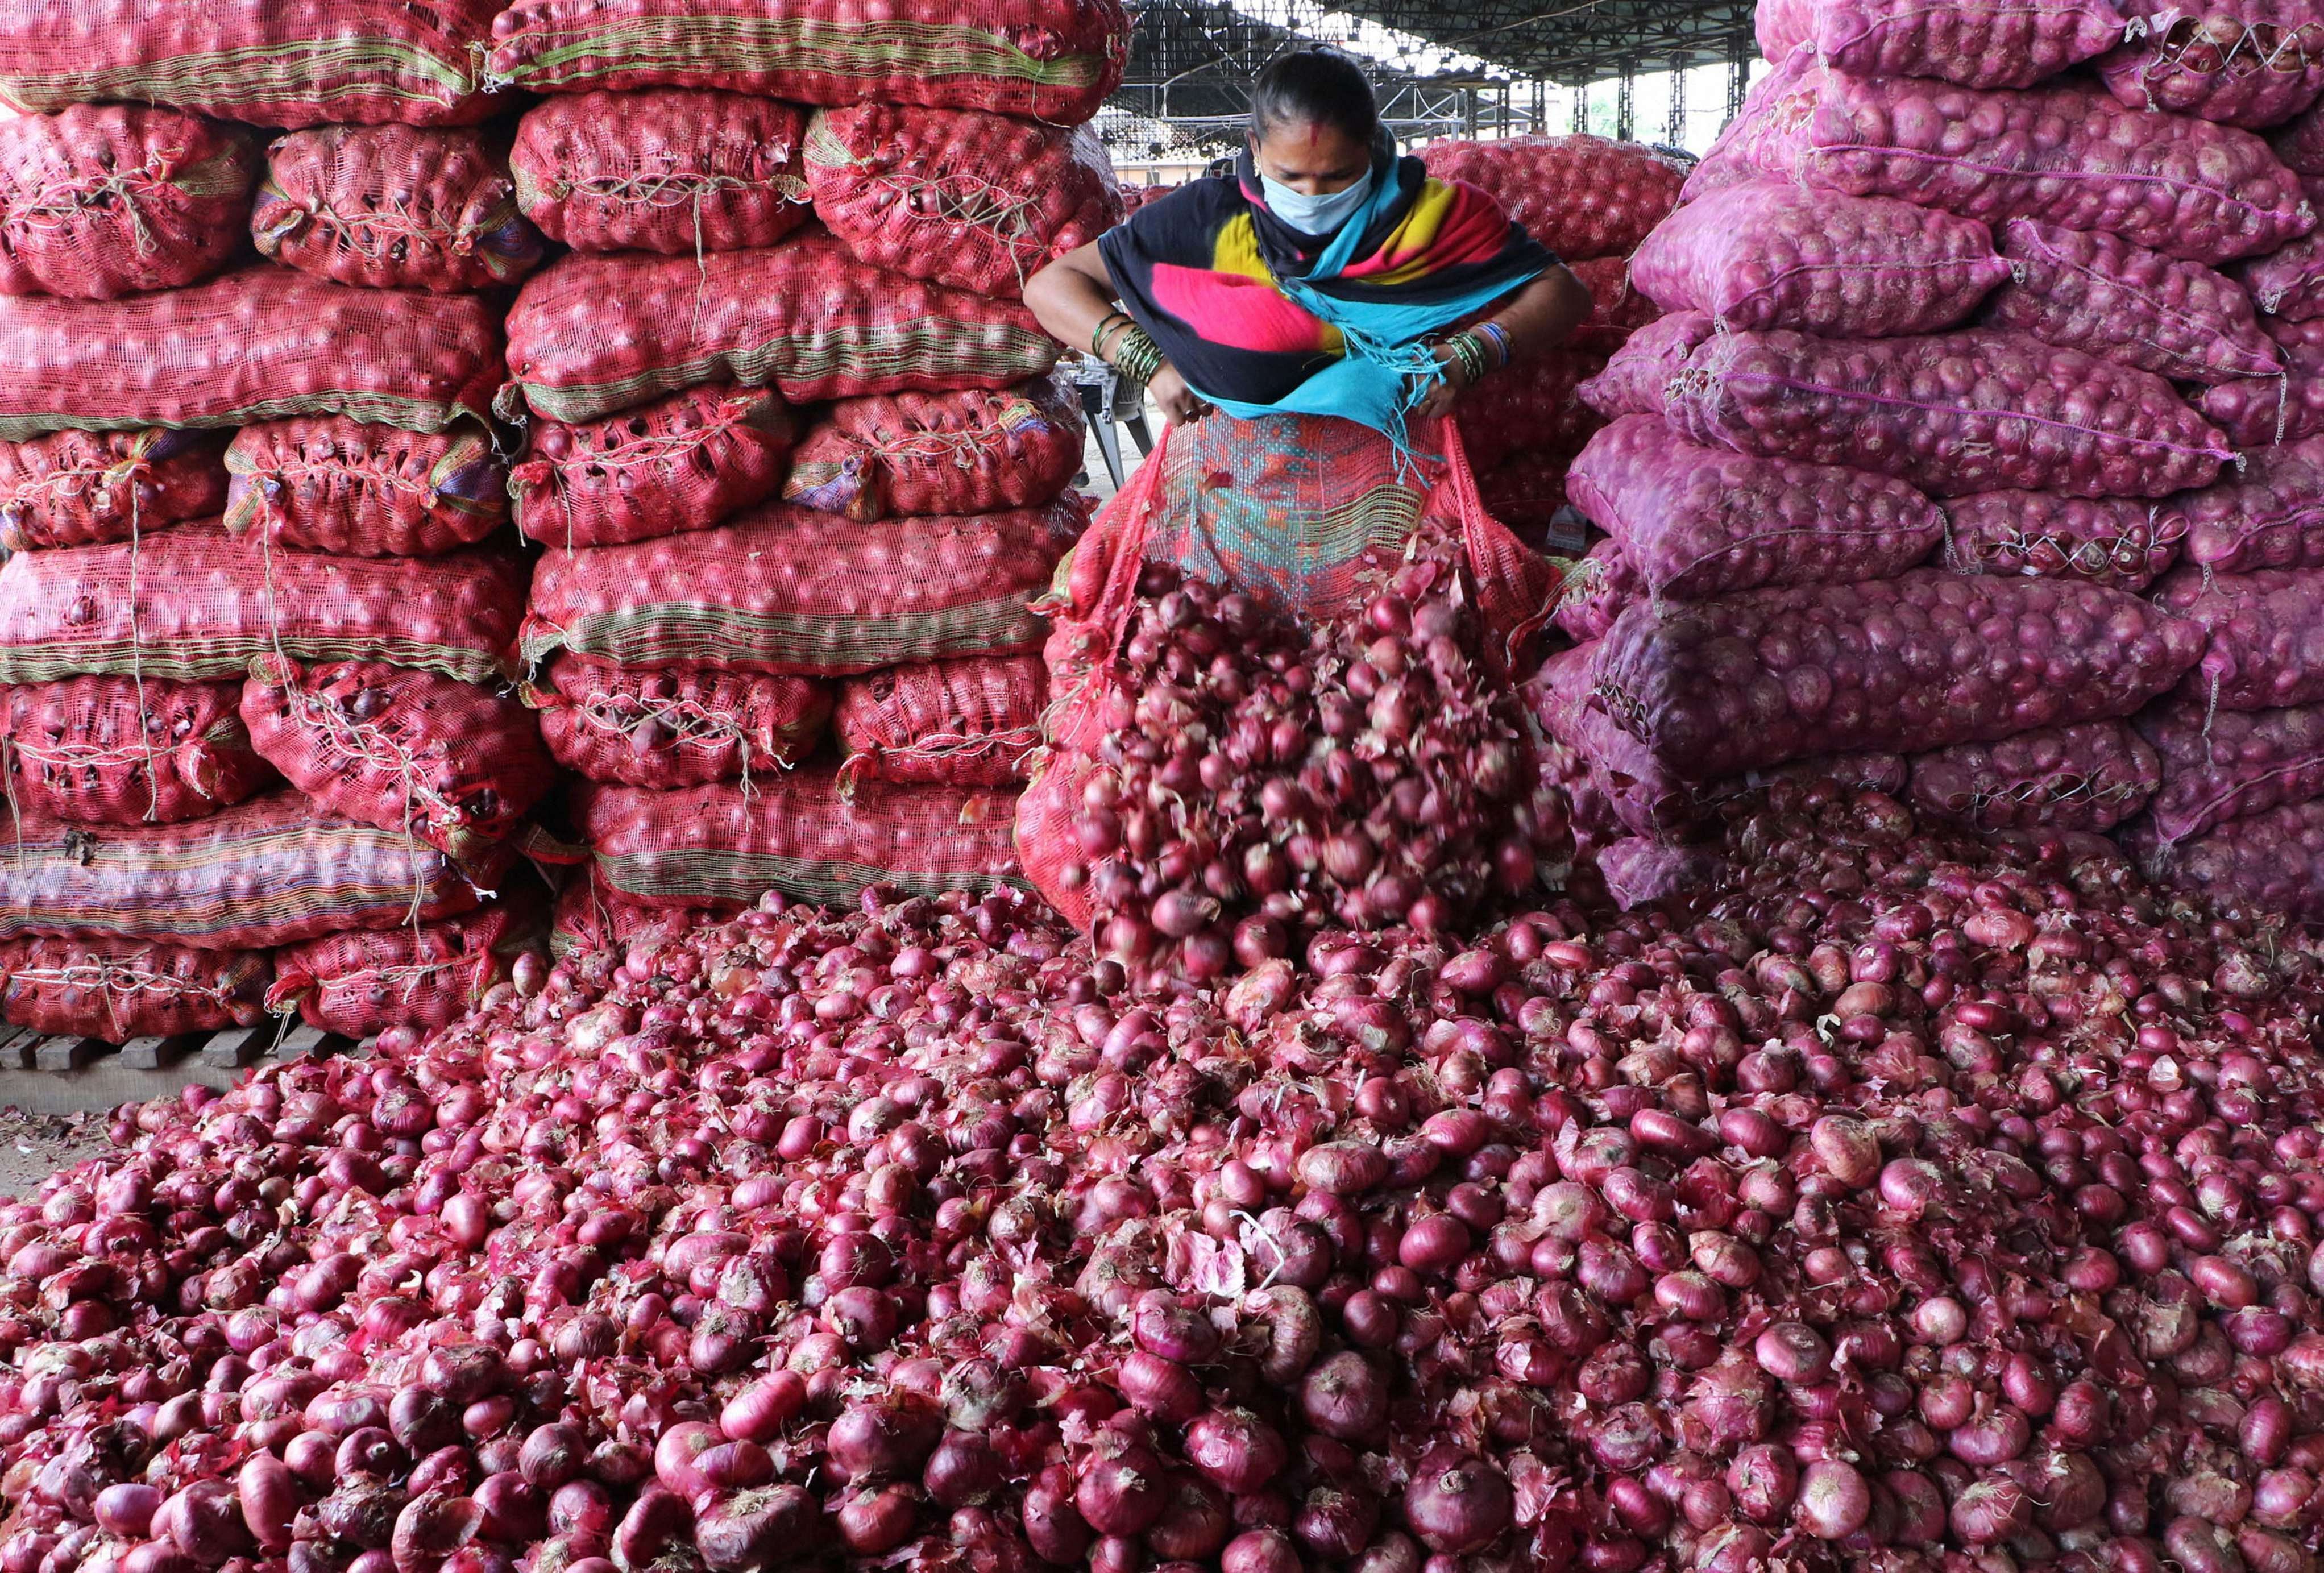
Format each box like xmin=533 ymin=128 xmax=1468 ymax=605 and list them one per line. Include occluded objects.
xmin=2097 ymin=3 xmax=2324 ymax=128
xmin=0 ymin=526 xmax=524 ymax=686
xmin=1985 ymin=218 xmax=2285 ymax=384
xmin=513 ymin=387 xmax=795 ymax=549
xmin=2162 ymin=433 xmax=2324 ymax=572
xmin=1669 ymin=328 xmax=2234 ymax=499
xmin=1549 ymin=539 xmax=1642 ymax=643
xmin=0 ymin=0 xmax=501 ymax=127
xmin=521 ymin=495 xmax=1086 ymax=675
xmin=1474 ymin=455 xmax=1575 ymax=546
xmin=1578 ymin=312 xmax=1714 ymax=420
xmin=1592 ymin=571 xmax=2205 ymax=780
xmin=1052 ymin=412 xmax=1554 ymax=629
xmin=1755 ymin=0 xmax=2129 ymax=90
xmin=509 ymin=90 xmax=809 ymax=256
xmin=2137 ymin=694 xmax=2324 ymax=842
xmin=1703 ymin=56 xmax=2313 ymax=265
xmin=1906 ymin=720 xmax=2160 ymax=832
xmin=782 ymin=381 xmax=1083 ymax=521
xmin=2131 ymin=798 xmax=2324 ymax=919
xmin=240 ymin=657 xmax=554 ymax=861
xmin=1566 ymin=256 xmax=1663 ymax=350
xmin=252 ymin=126 xmax=542 ymax=294
xmin=0 ymin=429 xmax=225 ymax=553
xmin=484 ymin=0 xmax=1130 ymax=122
xmin=1418 ymin=137 xmax=1687 ymax=261
xmin=0 ymin=935 xmax=267 ymax=1038
xmin=551 ymin=871 xmax=733 ymax=958
xmin=1460 ymin=351 xmax=1610 ymax=474
xmin=2155 ymin=564 xmax=2324 ymax=710
xmin=502 ymin=235 xmax=1059 ymax=426
xmin=2198 ymin=310 xmax=2324 ymax=443
xmin=0 ymin=106 xmax=255 ymax=300
xmin=1939 ymin=490 xmax=2185 ymax=591
xmin=803 ymin=105 xmax=1120 ymax=299
xmin=0 ymin=266 xmax=505 ymax=441
xmin=529 ymin=655 xmax=831 ymax=787
xmin=579 ymin=770 xmax=1025 ymax=910
xmin=1015 ymin=417 xmax=1551 ymax=933
xmin=1567 ymin=413 xmax=1945 ymax=599
xmin=0 ymin=791 xmax=505 ymax=950
xmin=1630 ymin=181 xmax=2008 ymax=339
xmin=835 ymin=655 xmax=1045 ymax=792
xmin=223 ymin=417 xmax=508 ymax=559
xmin=1 ymin=676 xmax=271 ymax=827
xmin=269 ymin=897 xmax=544 ymax=1036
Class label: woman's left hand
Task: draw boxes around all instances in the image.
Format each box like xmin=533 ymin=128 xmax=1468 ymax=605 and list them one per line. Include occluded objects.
xmin=1414 ymin=342 xmax=1474 ymax=422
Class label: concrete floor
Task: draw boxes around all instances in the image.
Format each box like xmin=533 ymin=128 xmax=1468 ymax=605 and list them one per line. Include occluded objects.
xmin=0 ymin=1107 xmax=113 ymax=1198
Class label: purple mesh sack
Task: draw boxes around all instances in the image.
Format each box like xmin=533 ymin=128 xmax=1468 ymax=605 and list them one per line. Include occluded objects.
xmin=1550 ymin=539 xmax=1641 ymax=643
xmin=1630 ymin=181 xmax=2008 ymax=337
xmin=2273 ymin=95 xmax=2324 ymax=170
xmin=1754 ymin=0 xmax=2130 ymax=89
xmin=2198 ymin=311 xmax=2324 ymax=443
xmin=1939 ymin=491 xmax=2185 ymax=590
xmin=1596 ymin=839 xmax=1733 ymax=910
xmin=1566 ymin=413 xmax=1944 ymax=597
xmin=2132 ymin=798 xmax=2324 ymax=919
xmin=2155 ymin=564 xmax=2324 ymax=709
xmin=1707 ymin=57 xmax=2313 ymax=265
xmin=2238 ymin=177 xmax=2324 ymax=318
xmin=1592 ymin=570 xmax=2204 ymax=779
xmin=1536 ymin=644 xmax=1908 ymax=839
xmin=1986 ymin=218 xmax=2285 ymax=384
xmin=1668 ymin=328 xmax=2234 ymax=499
xmin=2136 ymin=693 xmax=2324 ymax=842
xmin=1906 ymin=720 xmax=2160 ymax=832
xmin=1577 ymin=312 xmax=1713 ymax=420
xmin=2161 ymin=432 xmax=2324 ymax=572
xmin=2097 ymin=3 xmax=2324 ymax=129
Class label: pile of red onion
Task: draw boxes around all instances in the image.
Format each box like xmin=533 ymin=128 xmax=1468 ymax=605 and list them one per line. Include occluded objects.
xmin=0 ymin=683 xmax=2322 ymax=1573
xmin=1051 ymin=548 xmax=1543 ymax=986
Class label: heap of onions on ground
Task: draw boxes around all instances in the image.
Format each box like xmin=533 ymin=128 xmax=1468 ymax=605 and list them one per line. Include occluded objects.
xmin=0 ymin=732 xmax=2318 ymax=1573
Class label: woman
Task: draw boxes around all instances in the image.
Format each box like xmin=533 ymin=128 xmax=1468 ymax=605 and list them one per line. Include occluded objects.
xmin=1026 ymin=49 xmax=1592 ymax=437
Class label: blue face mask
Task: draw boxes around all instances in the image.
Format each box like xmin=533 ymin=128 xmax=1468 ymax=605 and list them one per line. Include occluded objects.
xmin=1259 ymin=166 xmax=1375 ymax=236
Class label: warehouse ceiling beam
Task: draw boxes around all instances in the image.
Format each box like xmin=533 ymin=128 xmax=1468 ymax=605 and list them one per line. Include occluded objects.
xmin=1126 ymin=0 xmax=1757 ymax=96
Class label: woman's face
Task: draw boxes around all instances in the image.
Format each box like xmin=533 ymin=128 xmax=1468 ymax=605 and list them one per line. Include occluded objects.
xmin=1249 ymin=119 xmax=1372 ymax=196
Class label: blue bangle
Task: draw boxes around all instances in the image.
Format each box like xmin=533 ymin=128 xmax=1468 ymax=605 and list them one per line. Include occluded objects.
xmin=1477 ymin=321 xmax=1512 ymax=367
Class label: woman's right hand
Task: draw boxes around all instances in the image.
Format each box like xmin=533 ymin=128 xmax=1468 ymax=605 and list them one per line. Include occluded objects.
xmin=1147 ymin=364 xmax=1210 ymax=426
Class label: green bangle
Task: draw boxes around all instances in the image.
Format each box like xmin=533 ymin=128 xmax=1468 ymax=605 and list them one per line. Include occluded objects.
xmin=1112 ymin=326 xmax=1163 ymax=384
xmin=1446 ymin=330 xmax=1488 ymax=384
xmin=1091 ymin=311 xmax=1132 ymax=359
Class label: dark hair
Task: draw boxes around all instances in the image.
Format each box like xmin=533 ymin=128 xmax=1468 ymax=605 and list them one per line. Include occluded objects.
xmin=1250 ymin=49 xmax=1379 ymax=144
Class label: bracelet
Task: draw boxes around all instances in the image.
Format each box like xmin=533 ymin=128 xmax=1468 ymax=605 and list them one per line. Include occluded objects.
xmin=1090 ymin=310 xmax=1133 ymax=360
xmin=1442 ymin=330 xmax=1491 ymax=386
xmin=1110 ymin=325 xmax=1164 ymax=385
xmin=1476 ymin=320 xmax=1513 ymax=367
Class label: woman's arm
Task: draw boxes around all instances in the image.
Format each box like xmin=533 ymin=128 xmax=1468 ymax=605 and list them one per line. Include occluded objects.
xmin=1024 ymin=243 xmax=1210 ymax=425
xmin=1415 ymin=264 xmax=1595 ymax=421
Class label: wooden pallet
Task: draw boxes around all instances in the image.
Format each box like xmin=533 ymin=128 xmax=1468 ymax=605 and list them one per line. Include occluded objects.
xmin=0 ymin=1022 xmax=372 ymax=1114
